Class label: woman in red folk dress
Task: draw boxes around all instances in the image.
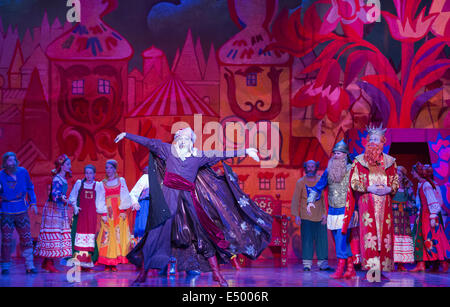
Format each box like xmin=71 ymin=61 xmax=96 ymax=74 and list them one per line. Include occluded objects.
xmin=68 ymin=165 xmax=106 ymax=271
xmin=410 ymin=163 xmax=450 ymax=273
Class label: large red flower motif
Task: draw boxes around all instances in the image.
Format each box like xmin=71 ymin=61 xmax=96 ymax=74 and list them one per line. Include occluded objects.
xmin=293 ymin=59 xmax=350 ymax=123
xmin=429 ymin=0 xmax=450 ymax=37
xmin=382 ymin=0 xmax=439 ymax=42
xmin=320 ymin=0 xmax=379 ymax=37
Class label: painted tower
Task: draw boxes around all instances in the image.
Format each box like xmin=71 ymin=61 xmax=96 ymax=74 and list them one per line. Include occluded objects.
xmin=218 ymin=0 xmax=291 ymax=170
xmin=46 ymin=0 xmax=133 ymax=177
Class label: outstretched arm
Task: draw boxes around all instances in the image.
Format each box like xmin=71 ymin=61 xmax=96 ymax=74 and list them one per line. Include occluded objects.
xmin=199 ymin=147 xmax=259 ymax=167
xmin=115 ymin=132 xmax=170 ymax=160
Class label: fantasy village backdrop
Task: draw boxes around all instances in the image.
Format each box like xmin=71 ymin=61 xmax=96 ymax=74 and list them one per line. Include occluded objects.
xmin=0 ymin=0 xmax=449 ymax=266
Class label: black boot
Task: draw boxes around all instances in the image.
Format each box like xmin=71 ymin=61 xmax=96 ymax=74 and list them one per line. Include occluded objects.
xmin=133 ymin=267 xmax=149 ymax=285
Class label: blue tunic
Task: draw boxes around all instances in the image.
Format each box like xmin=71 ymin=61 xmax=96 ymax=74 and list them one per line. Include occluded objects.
xmin=0 ymin=167 xmax=37 ymax=214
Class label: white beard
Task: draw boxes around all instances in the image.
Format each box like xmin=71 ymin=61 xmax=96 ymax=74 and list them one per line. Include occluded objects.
xmin=173 ymin=143 xmax=198 ymax=161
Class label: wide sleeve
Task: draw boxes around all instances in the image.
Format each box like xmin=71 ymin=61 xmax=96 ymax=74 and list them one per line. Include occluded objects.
xmin=388 ymin=162 xmax=399 ymax=195
xmin=342 ymin=162 xmax=358 ymax=234
xmin=423 ymin=182 xmax=441 ymax=218
xmin=125 ymin=133 xmax=171 ymax=160
xmin=198 ymin=148 xmax=247 ymax=167
xmin=95 ymin=182 xmax=107 ymax=215
xmin=118 ymin=177 xmax=132 ymax=210
xmin=24 ymin=169 xmax=37 ymax=205
xmin=68 ymin=180 xmax=82 ymax=206
xmin=306 ymin=170 xmax=328 ymax=203
xmin=130 ymin=175 xmax=148 ymax=205
xmin=291 ymin=179 xmax=303 ymax=216
xmin=350 ymin=161 xmax=367 ymax=193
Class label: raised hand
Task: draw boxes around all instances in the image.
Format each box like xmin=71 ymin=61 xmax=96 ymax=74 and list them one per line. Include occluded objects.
xmin=246 ymin=148 xmax=260 ymax=162
xmin=320 ymin=214 xmax=327 ymax=225
xmin=306 ymin=203 xmax=315 ymax=215
xmin=115 ymin=132 xmax=127 ymax=143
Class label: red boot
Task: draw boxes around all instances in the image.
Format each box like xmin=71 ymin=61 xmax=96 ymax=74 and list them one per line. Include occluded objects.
xmin=343 ymin=258 xmax=356 ymax=279
xmin=46 ymin=259 xmax=59 ymax=273
xmin=208 ymin=256 xmax=228 ymax=287
xmin=331 ymin=258 xmax=346 ymax=279
xmin=396 ymin=263 xmax=408 ymax=272
xmin=41 ymin=258 xmax=49 ymax=271
xmin=230 ymin=255 xmax=241 ymax=270
xmin=410 ymin=261 xmax=426 ymax=272
xmin=441 ymin=261 xmax=448 ymax=273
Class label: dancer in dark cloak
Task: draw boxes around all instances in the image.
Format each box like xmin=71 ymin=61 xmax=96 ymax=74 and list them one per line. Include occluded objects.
xmin=115 ymin=128 xmax=272 ymax=286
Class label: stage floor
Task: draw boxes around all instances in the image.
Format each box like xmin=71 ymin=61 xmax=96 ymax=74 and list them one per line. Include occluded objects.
xmin=0 ymin=259 xmax=449 ymax=287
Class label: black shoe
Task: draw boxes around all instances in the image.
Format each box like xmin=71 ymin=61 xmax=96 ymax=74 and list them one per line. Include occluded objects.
xmin=319 ymin=266 xmax=333 ymax=271
xmin=1 ymin=269 xmax=9 ymax=275
xmin=133 ymin=268 xmax=149 ymax=285
xmin=158 ymin=265 xmax=168 ymax=276
xmin=303 ymin=267 xmax=311 ymax=271
xmin=26 ymin=268 xmax=38 ymax=274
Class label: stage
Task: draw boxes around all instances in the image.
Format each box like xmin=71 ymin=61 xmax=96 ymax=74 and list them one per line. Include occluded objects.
xmin=0 ymin=259 xmax=449 ymax=287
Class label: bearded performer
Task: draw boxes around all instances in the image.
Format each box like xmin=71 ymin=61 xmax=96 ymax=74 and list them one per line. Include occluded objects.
xmin=410 ymin=163 xmax=449 ymax=273
xmin=306 ymin=140 xmax=359 ymax=279
xmin=291 ymin=160 xmax=329 ymax=271
xmin=342 ymin=125 xmax=399 ymax=282
xmin=0 ymin=152 xmax=38 ymax=274
xmin=115 ymin=128 xmax=272 ymax=287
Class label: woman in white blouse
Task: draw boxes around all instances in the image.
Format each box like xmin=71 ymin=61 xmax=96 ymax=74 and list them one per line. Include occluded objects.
xmin=129 ymin=166 xmax=149 ymax=240
xmin=96 ymin=160 xmax=132 ymax=272
xmin=68 ymin=165 xmax=105 ymax=271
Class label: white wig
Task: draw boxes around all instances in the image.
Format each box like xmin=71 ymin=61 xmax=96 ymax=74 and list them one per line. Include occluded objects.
xmin=174 ymin=127 xmax=197 ymax=143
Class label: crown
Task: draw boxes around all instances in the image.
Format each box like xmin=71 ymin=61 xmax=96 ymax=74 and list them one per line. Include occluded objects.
xmin=366 ymin=123 xmax=387 ymax=137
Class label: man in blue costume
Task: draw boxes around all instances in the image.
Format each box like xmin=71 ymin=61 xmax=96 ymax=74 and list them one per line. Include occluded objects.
xmin=306 ymin=140 xmax=359 ymax=279
xmin=0 ymin=152 xmax=38 ymax=274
